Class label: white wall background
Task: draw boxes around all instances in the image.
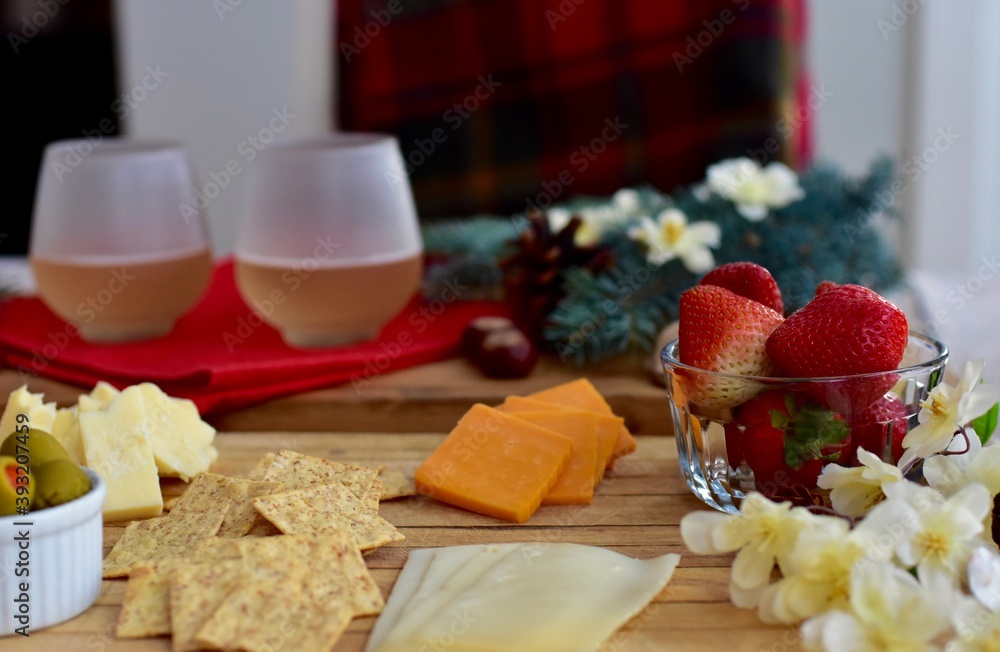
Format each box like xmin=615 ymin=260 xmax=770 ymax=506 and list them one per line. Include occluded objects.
xmin=809 ymin=0 xmax=1000 ymax=372
xmin=114 ymin=0 xmax=333 ymax=256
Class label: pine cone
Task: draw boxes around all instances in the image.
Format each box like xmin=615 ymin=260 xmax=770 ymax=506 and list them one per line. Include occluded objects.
xmin=499 ymin=209 xmax=613 ymax=341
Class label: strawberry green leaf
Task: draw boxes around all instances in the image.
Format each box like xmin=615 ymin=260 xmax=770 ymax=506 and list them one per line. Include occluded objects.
xmin=973 ymin=402 xmax=999 ymax=445
xmin=783 ymin=405 xmax=851 ymax=468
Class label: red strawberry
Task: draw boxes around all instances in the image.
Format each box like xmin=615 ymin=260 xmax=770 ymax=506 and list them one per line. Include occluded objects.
xmin=765 ymin=284 xmax=908 ymax=413
xmin=701 ymin=262 xmax=784 ymax=314
xmin=814 ymin=280 xmax=838 ymax=296
xmin=677 ymin=285 xmax=784 ymax=413
xmin=737 ymin=390 xmax=851 ymax=504
xmin=767 ymin=284 xmax=907 ymax=377
xmin=847 ymin=393 xmax=909 ymax=465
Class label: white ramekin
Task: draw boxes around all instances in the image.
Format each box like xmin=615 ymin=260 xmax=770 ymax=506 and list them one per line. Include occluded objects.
xmin=0 ymin=467 xmax=105 ymax=636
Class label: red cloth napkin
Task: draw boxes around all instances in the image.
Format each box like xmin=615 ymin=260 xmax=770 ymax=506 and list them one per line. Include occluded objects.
xmin=0 ymin=261 xmax=505 ymax=415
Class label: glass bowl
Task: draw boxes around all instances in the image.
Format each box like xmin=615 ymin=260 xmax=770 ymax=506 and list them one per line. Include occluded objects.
xmin=660 ymin=333 xmax=948 ymax=514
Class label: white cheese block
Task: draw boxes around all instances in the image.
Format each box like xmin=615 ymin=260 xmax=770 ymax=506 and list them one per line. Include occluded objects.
xmin=135 ymin=383 xmax=217 ymax=481
xmin=89 ymin=381 xmax=120 ymax=406
xmin=78 ymin=395 xmax=104 ymax=413
xmin=371 ymin=543 xmax=681 ymax=652
xmin=0 ymin=385 xmax=57 ymax=440
xmin=50 ymin=405 xmax=85 ymax=465
xmin=79 ymin=386 xmax=163 ymax=521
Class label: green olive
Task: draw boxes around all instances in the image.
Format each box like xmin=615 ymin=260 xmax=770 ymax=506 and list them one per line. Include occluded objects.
xmin=33 ymin=459 xmax=90 ymax=510
xmin=0 ymin=454 xmax=33 ymax=517
xmin=1 ymin=430 xmax=70 ymax=468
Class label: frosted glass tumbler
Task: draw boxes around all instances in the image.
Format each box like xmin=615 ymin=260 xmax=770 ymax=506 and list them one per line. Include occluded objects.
xmin=234 ymin=134 xmax=423 ymax=347
xmin=29 ymin=139 xmax=213 ymax=342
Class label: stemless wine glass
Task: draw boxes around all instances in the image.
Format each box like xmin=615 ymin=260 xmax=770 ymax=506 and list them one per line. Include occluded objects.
xmin=29 ymin=139 xmax=213 ymax=342
xmin=234 ymin=134 xmax=423 ymax=348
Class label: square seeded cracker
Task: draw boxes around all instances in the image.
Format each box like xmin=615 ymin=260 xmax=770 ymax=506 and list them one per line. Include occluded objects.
xmin=103 ymin=508 xmax=229 ymax=578
xmin=170 ymin=558 xmax=245 ymax=652
xmin=263 ymin=449 xmax=378 ymax=502
xmin=245 ymin=452 xmax=276 ymax=481
xmin=170 ymin=472 xmax=283 ymax=537
xmin=193 ymin=554 xmax=307 ymax=652
xmin=115 ymin=562 xmax=172 ymax=638
xmin=376 ymin=467 xmax=417 ymax=501
xmin=253 ymin=483 xmax=404 ymax=551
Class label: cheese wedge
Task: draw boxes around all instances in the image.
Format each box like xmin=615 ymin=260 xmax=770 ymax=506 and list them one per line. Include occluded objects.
xmin=370 ymin=543 xmax=681 ymax=652
xmin=134 ymin=383 xmax=217 ymax=481
xmin=50 ymin=405 xmax=85 ymax=465
xmin=499 ymin=395 xmax=622 ymax=480
xmin=414 ymin=404 xmax=573 ymax=523
xmin=0 ymin=385 xmax=57 ymax=440
xmin=528 ymin=378 xmax=637 ymax=462
xmin=80 ymin=388 xmax=163 ymax=521
xmin=90 ymin=380 xmax=121 ymax=406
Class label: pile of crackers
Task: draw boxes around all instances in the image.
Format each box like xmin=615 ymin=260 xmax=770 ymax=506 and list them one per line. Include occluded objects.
xmin=105 ymin=449 xmax=414 ymax=651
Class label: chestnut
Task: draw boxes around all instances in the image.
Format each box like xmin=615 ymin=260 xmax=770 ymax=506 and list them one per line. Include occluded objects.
xmin=461 ymin=317 xmax=538 ymax=378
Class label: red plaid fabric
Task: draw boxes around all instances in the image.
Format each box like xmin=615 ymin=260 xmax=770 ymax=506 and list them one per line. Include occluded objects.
xmin=336 ymin=0 xmax=808 ymax=218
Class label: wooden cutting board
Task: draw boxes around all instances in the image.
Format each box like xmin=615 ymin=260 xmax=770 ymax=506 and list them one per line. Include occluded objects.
xmin=0 ymin=355 xmax=673 ymax=435
xmin=15 ymin=432 xmax=802 ymax=652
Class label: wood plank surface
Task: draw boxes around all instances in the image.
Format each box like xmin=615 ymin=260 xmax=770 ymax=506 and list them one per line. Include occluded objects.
xmin=0 ymin=355 xmax=672 ymax=435
xmin=12 ymin=433 xmax=802 ymax=651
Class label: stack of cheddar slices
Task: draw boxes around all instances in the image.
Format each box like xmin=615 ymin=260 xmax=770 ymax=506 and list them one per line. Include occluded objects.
xmin=414 ymin=378 xmax=636 ymax=523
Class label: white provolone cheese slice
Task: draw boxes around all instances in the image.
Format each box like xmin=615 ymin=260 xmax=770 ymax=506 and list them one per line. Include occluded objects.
xmin=378 ymin=544 xmax=521 ymax=650
xmin=365 ymin=548 xmax=434 ymax=652
xmin=369 ymin=543 xmax=680 ymax=652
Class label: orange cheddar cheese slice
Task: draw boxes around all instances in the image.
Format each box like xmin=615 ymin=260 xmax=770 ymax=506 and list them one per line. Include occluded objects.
xmin=499 ymin=396 xmax=621 ymax=482
xmin=527 ymin=378 xmax=637 ymax=462
xmin=414 ymin=404 xmax=574 ymax=523
xmin=498 ymin=410 xmax=598 ymax=506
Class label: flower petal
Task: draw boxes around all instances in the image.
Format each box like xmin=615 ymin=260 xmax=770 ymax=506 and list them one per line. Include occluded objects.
xmin=736 ymin=203 xmax=768 ymax=222
xmin=679 ymin=510 xmax=732 ymax=554
xmin=732 ymin=546 xmax=776 ymax=590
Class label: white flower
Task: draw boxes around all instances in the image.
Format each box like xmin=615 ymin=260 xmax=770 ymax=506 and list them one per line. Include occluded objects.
xmin=545 ymin=207 xmax=605 ymax=247
xmin=758 ymin=518 xmax=866 ymax=624
xmin=925 ymin=434 xmax=1000 ymax=537
xmin=947 ymin=596 xmax=1000 ymax=652
xmin=816 ymin=449 xmax=904 ymax=518
xmin=801 ymin=562 xmax=954 ymax=652
xmin=923 ymin=432 xmax=992 ymax=497
xmin=611 ymin=188 xmax=641 ymax=213
xmin=680 ymin=493 xmax=816 ymax=602
xmin=866 ymin=481 xmax=991 ymax=585
xmin=900 ymin=359 xmax=1000 ymax=469
xmin=545 ymin=188 xmax=645 ymax=247
xmin=705 ymin=158 xmax=805 ymax=221
xmin=626 ymin=208 xmax=720 ymax=273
